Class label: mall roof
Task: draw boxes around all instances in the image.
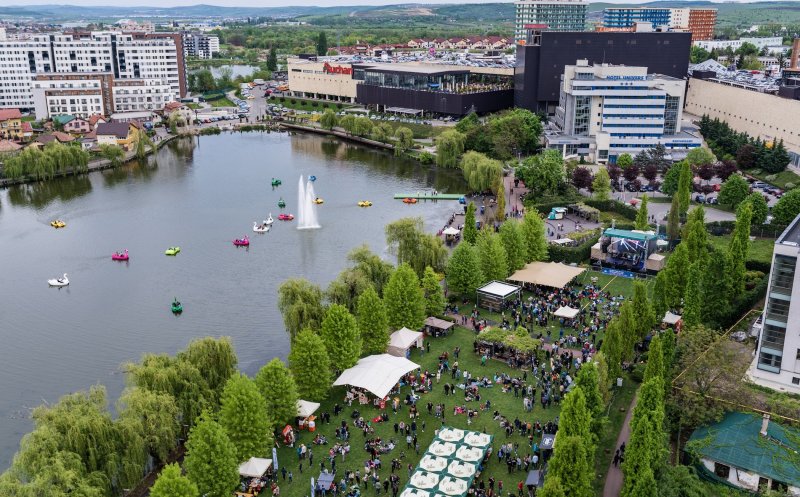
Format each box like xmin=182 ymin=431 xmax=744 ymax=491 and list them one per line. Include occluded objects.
xmin=355 ymin=63 xmax=469 ymax=75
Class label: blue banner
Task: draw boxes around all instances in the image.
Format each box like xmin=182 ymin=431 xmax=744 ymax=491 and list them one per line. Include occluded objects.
xmin=601 ymin=268 xmax=635 ymax=279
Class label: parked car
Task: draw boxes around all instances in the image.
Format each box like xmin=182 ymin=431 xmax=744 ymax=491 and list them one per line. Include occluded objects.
xmin=695 ymin=194 xmax=706 ymax=203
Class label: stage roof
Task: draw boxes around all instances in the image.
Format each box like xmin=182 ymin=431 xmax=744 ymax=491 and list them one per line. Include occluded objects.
xmin=507 ymin=262 xmax=586 ymax=289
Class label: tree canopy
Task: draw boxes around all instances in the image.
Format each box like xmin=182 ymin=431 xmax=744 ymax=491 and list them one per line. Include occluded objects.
xmin=254 ymin=358 xmax=299 ymax=431
xmin=278 ymin=278 xmax=326 ymax=342
xmin=150 ymin=463 xmax=198 ymax=497
xmin=320 ymin=304 xmax=362 ymax=370
xmin=383 ymin=263 xmax=426 ymax=330
xmin=288 ymin=329 xmax=332 ymax=401
xmin=184 ymin=413 xmax=239 ymax=497
xmin=446 ymin=241 xmax=483 ymax=296
xmin=218 ymin=373 xmax=273 ymax=461
xmin=356 ymin=286 xmax=390 ymax=355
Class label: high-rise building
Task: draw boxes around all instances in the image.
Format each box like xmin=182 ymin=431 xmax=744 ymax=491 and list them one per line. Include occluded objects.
xmin=601 ymin=7 xmax=717 ymax=41
xmin=514 ymin=0 xmax=587 ymax=42
xmin=602 ymin=8 xmax=671 ymax=30
xmin=748 ymin=215 xmax=800 ymax=394
xmin=546 ymin=60 xmax=701 ymax=163
xmin=687 ymin=9 xmax=717 ymax=42
xmin=183 ymin=32 xmax=220 ymax=60
xmin=0 ymin=31 xmax=186 ymax=112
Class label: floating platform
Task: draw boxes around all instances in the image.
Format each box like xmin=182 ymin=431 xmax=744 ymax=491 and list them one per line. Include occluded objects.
xmin=393 ymin=193 xmax=465 ymax=200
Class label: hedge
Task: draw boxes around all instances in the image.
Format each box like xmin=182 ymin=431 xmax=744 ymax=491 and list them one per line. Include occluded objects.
xmin=547 ymin=235 xmax=601 ymax=264
xmin=706 ymin=220 xmax=787 ymax=238
xmin=583 ymin=199 xmax=638 ymax=220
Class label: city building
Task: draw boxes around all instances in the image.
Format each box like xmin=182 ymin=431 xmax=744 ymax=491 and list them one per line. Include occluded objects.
xmin=0 ymin=31 xmax=186 ymax=113
xmin=602 ymin=8 xmax=672 ymax=30
xmin=601 ymin=7 xmax=716 ymax=41
xmin=96 ymin=121 xmax=140 ymax=150
xmin=514 ymin=0 xmax=587 ymax=42
xmin=688 ymin=412 xmax=800 ymax=494
xmin=693 ymin=36 xmax=784 ymax=52
xmin=687 ymin=9 xmax=717 ymax=42
xmin=115 ymin=20 xmax=155 ymax=33
xmin=747 ymin=214 xmax=800 ymax=394
xmin=0 ymin=108 xmax=24 ymax=140
xmin=546 ymin=60 xmax=700 ymax=163
xmin=515 ymin=28 xmax=692 ymax=114
xmin=183 ymin=32 xmax=220 ymax=60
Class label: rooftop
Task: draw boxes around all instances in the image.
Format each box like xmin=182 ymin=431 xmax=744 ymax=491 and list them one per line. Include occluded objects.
xmin=0 ymin=108 xmax=22 ymax=121
xmin=777 ymin=212 xmax=800 ymax=246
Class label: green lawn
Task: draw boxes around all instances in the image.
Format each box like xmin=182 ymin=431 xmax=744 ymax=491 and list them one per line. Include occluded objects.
xmin=745 ymin=168 xmax=800 ymax=190
xmin=187 ymin=103 xmax=202 ymax=110
xmin=375 ymin=121 xmax=446 ymax=140
xmin=208 ymin=97 xmax=236 ymax=108
xmin=708 ymin=235 xmax=774 ymax=264
xmin=593 ymin=374 xmax=638 ymax=494
xmin=270 ymin=326 xmax=563 ymax=497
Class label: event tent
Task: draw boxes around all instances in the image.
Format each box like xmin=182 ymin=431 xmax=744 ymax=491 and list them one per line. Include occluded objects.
xmin=388 ymin=327 xmax=424 ymax=357
xmin=296 ymin=400 xmax=320 ymax=418
xmin=238 ymin=457 xmax=272 ymax=478
xmin=424 ymin=317 xmax=455 ymax=337
xmin=476 ymin=281 xmax=520 ymax=311
xmin=553 ymin=306 xmax=580 ymax=319
xmin=442 ymin=227 xmax=460 ymax=236
xmin=507 ymin=262 xmax=586 ymax=289
xmin=333 ymin=354 xmax=420 ymax=399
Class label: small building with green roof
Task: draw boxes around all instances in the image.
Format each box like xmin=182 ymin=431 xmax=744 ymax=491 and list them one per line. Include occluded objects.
xmin=687 ymin=412 xmax=800 ymax=495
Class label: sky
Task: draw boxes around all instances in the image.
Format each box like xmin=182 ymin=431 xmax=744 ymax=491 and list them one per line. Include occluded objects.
xmin=11 ymin=0 xmax=764 ymax=7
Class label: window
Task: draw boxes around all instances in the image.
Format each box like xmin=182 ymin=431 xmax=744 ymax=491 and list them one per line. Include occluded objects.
xmin=714 ymin=463 xmax=730 ymax=478
xmin=792 ymin=377 xmax=800 ymax=385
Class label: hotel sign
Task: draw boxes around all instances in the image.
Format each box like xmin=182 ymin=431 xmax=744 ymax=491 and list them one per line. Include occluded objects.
xmin=606 ymin=76 xmax=646 ymax=81
xmin=323 ymin=62 xmax=352 ymax=75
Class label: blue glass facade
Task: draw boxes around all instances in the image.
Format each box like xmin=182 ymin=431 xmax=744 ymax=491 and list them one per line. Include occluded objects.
xmin=602 ymin=8 xmax=671 ymax=29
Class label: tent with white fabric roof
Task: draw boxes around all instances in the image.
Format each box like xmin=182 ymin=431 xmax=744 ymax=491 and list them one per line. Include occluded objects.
xmin=238 ymin=457 xmax=272 ymax=478
xmin=388 ymin=327 xmax=424 ymax=357
xmin=333 ymin=354 xmax=420 ymax=399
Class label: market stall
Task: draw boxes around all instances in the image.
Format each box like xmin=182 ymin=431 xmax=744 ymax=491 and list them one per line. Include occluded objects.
xmin=424 ymin=316 xmax=456 ymax=337
xmin=238 ymin=457 xmax=274 ymax=495
xmin=296 ymin=399 xmax=320 ymax=431
xmin=388 ymin=328 xmax=424 ymax=357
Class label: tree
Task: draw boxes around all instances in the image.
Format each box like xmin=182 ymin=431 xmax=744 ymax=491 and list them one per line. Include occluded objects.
xmin=316 ymin=31 xmax=328 ymax=56
xmin=616 ymin=153 xmax=633 ymax=169
xmin=592 ymin=167 xmax=611 ymax=200
xmin=463 ymin=202 xmax=478 ymax=244
xmin=495 ymin=183 xmax=506 ymax=222
xmin=288 ymin=329 xmax=332 ymax=401
xmin=538 ymin=475 xmax=567 ymax=497
xmin=736 ymin=143 xmax=756 ymax=169
xmin=593 ymin=351 xmax=612 ymax=407
xmin=394 ymin=127 xmax=414 ymax=156
xmin=677 ymin=160 xmax=692 ymax=216
xmin=572 ymin=166 xmax=593 ymax=190
xmin=327 ymin=267 xmax=372 ymax=313
xmin=664 ymin=243 xmax=690 ymax=309
xmin=384 ymin=263 xmax=426 ymax=330
xmin=499 ymin=220 xmax=526 ymax=272
xmin=218 ymin=373 xmax=273 ymax=461
xmin=117 ymin=388 xmax=179 ymax=463
xmin=520 ymin=211 xmax=548 ymax=262
xmin=135 ymin=132 xmax=155 ymax=160
xmin=179 ymin=337 xmax=238 ymax=405
xmin=435 ymin=130 xmax=466 ymax=168
xmin=356 ymin=287 xmax=390 ymax=355
xmin=99 ymin=144 xmax=125 ymax=166
xmin=476 ymin=229 xmax=509 ymax=282
xmin=267 ymin=47 xmax=278 ymax=72
xmin=622 ymin=163 xmax=640 ymax=183
xmin=558 ymin=386 xmax=592 ymax=441
xmin=661 ymin=164 xmax=681 ymax=197
xmin=517 ymin=149 xmax=565 ymax=196
xmin=150 ymin=463 xmax=198 ymax=497
xmin=320 ymin=109 xmax=338 ymax=130
xmin=446 ymin=242 xmax=483 ymax=296
xmin=635 ymin=195 xmax=650 ymax=230
xmin=385 ymin=217 xmax=447 ymax=277
xmin=347 ymin=245 xmax=394 ymax=296
xmin=184 ymin=413 xmax=239 ymax=497
xmin=484 ymin=108 xmax=542 ymax=159
xmin=278 ymin=278 xmax=326 ymax=342
xmin=320 ymin=304 xmax=361 ymax=370
xmin=772 ymin=188 xmax=800 ymax=226
xmin=421 ymin=266 xmax=446 ymax=317
xmin=644 ymin=334 xmax=665 ymax=384
xmin=631 ymin=281 xmax=656 ymax=341
xmin=545 ymin=436 xmax=594 ymax=497
xmin=339 ymin=115 xmax=356 ymax=135
xmin=652 ymin=270 xmax=670 ymax=319
xmin=682 ymin=260 xmax=704 ymax=329
xmin=728 ymin=201 xmax=752 ymax=295
xmin=686 ymin=147 xmax=714 ymax=167
xmin=739 ymin=192 xmax=768 ymax=225
xmin=194 ymin=69 xmax=216 ymax=92
xmin=718 ymin=174 xmax=749 ymax=209
xmin=602 ymin=319 xmax=624 ymax=381
xmin=460 ymin=151 xmax=502 ymax=192
xmin=254 ymin=359 xmax=298 ymax=431
xmin=370 ymin=123 xmax=392 ymax=143
xmin=352 ymin=116 xmax=373 ymax=137
xmin=690 ymin=45 xmax=711 ymax=64
xmin=681 ymin=206 xmax=708 ymax=264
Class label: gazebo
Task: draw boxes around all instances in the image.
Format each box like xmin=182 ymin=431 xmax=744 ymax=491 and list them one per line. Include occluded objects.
xmin=476 ymin=281 xmax=521 ymax=312
xmin=553 ymin=306 xmax=580 ymax=320
xmin=238 ymin=457 xmax=273 ymax=478
xmin=442 ymin=226 xmax=460 ymax=246
xmin=424 ymin=316 xmax=456 ymax=337
xmin=388 ymin=327 xmax=424 ymax=357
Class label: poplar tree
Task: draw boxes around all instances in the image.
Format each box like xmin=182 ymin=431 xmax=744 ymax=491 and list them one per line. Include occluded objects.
xmin=682 ymin=260 xmax=704 ymax=329
xmin=575 ymin=362 xmax=605 ymax=422
xmin=682 ymin=206 xmax=708 ymax=264
xmin=603 ymin=320 xmax=624 ymax=381
xmin=184 ymin=413 xmax=239 ymax=497
xmin=463 ymin=202 xmax=478 ymax=245
xmin=558 ymin=386 xmax=592 ymax=442
xmin=384 ymin=263 xmax=426 ymax=330
xmin=616 ymin=303 xmax=639 ymax=361
xmin=634 ymin=194 xmax=650 ymax=230
xmin=665 ymin=243 xmax=689 ymax=308
xmin=677 ymin=160 xmax=692 ymax=217
xmin=150 ymin=463 xmax=199 ymax=497
xmin=592 ymin=168 xmax=611 ymax=201
xmin=652 ymin=270 xmax=669 ymax=319
xmin=643 ymin=334 xmax=664 ymax=384
xmin=545 ymin=436 xmax=594 ymax=497
xmin=631 ymin=281 xmax=656 ymax=341
xmin=499 ymin=220 xmax=526 ymax=272
xmin=356 ymin=287 xmax=390 ymax=355
xmin=666 ymin=195 xmax=681 ymax=242
xmin=728 ymin=202 xmax=752 ymax=295
xmin=446 ymin=242 xmax=483 ymax=296
xmin=495 ymin=183 xmax=506 ymax=222
xmin=476 ymin=229 xmax=509 ymax=282
xmin=539 ymin=476 xmax=567 ymax=497
xmin=320 ymin=304 xmax=362 ymax=370
xmin=521 ymin=210 xmax=548 ymax=262
xmin=218 ymin=373 xmax=273 ymax=461
xmin=254 ymin=359 xmax=299 ymax=431
xmin=288 ymin=330 xmax=332 ymax=401
xmin=593 ymin=352 xmax=612 ymax=406
xmin=421 ymin=266 xmax=446 ymax=317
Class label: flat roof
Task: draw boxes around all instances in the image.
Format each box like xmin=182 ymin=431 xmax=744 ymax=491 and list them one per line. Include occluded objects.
xmin=355 ymin=63 xmax=469 ymax=76
xmin=777 ymin=212 xmax=800 ymax=246
xmin=477 ymin=281 xmax=520 ymax=298
xmin=604 ymin=228 xmax=657 ymax=241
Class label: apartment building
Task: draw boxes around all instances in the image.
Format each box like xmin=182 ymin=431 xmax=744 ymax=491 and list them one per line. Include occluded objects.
xmin=693 ymin=36 xmax=784 ymax=52
xmin=0 ymin=31 xmax=186 ymax=113
xmin=183 ymin=32 xmax=220 ymax=60
xmin=546 ymin=60 xmax=701 ymax=163
xmin=748 ymin=214 xmax=800 ymax=394
xmin=601 ymin=7 xmax=716 ymax=41
xmin=687 ymin=9 xmax=717 ymax=42
xmin=514 ymin=0 xmax=587 ymax=42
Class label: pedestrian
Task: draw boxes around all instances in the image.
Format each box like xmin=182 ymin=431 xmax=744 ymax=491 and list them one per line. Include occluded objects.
xmin=289 ymin=471 xmax=293 ymax=482
xmin=613 ymin=450 xmax=620 ymax=468
xmin=282 ymin=467 xmax=287 ymax=480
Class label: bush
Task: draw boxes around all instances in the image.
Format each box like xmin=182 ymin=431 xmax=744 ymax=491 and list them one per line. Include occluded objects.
xmin=311 ymin=101 xmax=318 ymax=107
xmin=337 ymin=103 xmax=343 ymax=109
xmin=322 ymin=103 xmax=329 ymax=108
xmin=785 ymin=182 xmax=796 ymax=190
xmin=547 ymin=234 xmax=600 ymax=264
xmin=418 ymin=151 xmax=435 ymax=164
xmin=199 ymin=127 xmax=222 ymax=135
xmin=584 ymin=199 xmax=638 ymax=220
xmin=290 ymin=99 xmax=297 ymax=104
xmin=279 ymin=97 xmax=286 ymax=103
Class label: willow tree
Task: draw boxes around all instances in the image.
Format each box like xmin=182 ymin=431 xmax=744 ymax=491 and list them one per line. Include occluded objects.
xmin=178 ymin=337 xmax=237 ymax=405
xmin=254 ymin=359 xmax=299 ymax=431
xmin=385 ymin=217 xmax=447 ymax=277
xmin=460 ymin=151 xmax=502 ymax=192
xmin=435 ymin=129 xmax=466 ymax=168
xmin=218 ymin=373 xmax=273 ymax=461
xmin=136 ymin=132 xmax=155 ymax=160
xmin=394 ymin=127 xmax=414 ymax=156
xmin=278 ymin=278 xmax=326 ymax=341
xmin=383 ymin=263 xmax=426 ymax=330
xmin=184 ymin=413 xmax=239 ymax=497
xmin=150 ymin=463 xmax=199 ymax=497
xmin=288 ymin=329 xmax=332 ymax=401
xmin=347 ymin=245 xmax=394 ymax=297
xmin=356 ymin=287 xmax=390 ymax=355
xmin=320 ymin=304 xmax=362 ymax=370
xmin=99 ymin=144 xmax=125 ymax=166
xmin=326 ymin=266 xmax=372 ymax=313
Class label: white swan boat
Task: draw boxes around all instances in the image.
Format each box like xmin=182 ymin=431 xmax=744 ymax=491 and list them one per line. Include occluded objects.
xmin=264 ymin=213 xmax=274 ymax=225
xmin=48 ymin=273 xmax=69 ymax=287
xmin=253 ymin=222 xmax=270 ymax=233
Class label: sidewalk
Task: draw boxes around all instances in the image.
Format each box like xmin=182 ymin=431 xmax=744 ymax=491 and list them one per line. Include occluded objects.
xmin=602 ymin=393 xmax=639 ymax=497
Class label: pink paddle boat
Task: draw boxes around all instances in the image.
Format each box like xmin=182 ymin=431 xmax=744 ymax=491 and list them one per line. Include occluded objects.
xmin=278 ymin=213 xmax=294 ymax=221
xmin=233 ymin=236 xmax=250 ymax=246
xmin=112 ymin=249 xmax=129 ymax=261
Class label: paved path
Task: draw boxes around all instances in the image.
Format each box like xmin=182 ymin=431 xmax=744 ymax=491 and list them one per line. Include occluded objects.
xmin=504 ymin=174 xmax=528 ymax=217
xmin=603 ymin=392 xmax=639 ymax=497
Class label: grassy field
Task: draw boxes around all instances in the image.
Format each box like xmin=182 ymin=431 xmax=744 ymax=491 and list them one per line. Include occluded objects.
xmin=269 ymin=96 xmax=353 ymax=112
xmin=270 ymin=326 xmax=565 ymax=497
xmin=708 ymin=235 xmax=774 ymax=264
xmin=208 ymin=97 xmax=236 ymax=108
xmin=187 ymin=103 xmax=202 ymax=110
xmin=746 ymin=168 xmax=800 ymax=190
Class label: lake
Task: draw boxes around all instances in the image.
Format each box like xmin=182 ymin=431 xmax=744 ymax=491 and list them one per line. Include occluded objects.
xmin=206 ymin=64 xmax=261 ymax=79
xmin=0 ymin=131 xmax=465 ymax=468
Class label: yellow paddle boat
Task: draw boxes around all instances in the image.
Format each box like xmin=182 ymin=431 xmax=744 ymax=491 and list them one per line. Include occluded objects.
xmin=313 ymin=197 xmax=324 ymax=204
xmin=50 ymin=220 xmax=66 ymax=228
xmin=358 ymin=201 xmax=373 ymax=207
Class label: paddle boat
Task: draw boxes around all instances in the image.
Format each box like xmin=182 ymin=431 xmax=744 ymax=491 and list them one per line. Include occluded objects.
xmin=50 ymin=220 xmax=66 ymax=228
xmin=48 ymin=273 xmax=69 ymax=287
xmin=271 ymin=178 xmax=282 ymax=187
xmin=309 ymin=175 xmax=317 ymax=182
xmin=278 ymin=198 xmax=286 ymax=209
xmin=112 ymin=249 xmax=129 ymax=261
xmin=233 ymin=236 xmax=250 ymax=246
xmin=358 ymin=201 xmax=373 ymax=207
xmin=165 ymin=246 xmax=181 ymax=256
xmin=171 ymin=298 xmax=183 ymax=314
xmin=458 ymin=196 xmax=467 ymax=205
xmin=278 ymin=213 xmax=294 ymax=221
xmin=313 ymin=197 xmax=324 ymax=204
xmin=403 ymin=197 xmax=418 ymax=204
xmin=253 ymin=222 xmax=270 ymax=233
xmin=265 ymin=213 xmax=274 ymax=225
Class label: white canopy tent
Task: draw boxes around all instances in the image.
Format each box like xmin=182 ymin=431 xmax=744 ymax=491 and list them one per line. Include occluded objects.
xmin=663 ymin=312 xmax=682 ymax=326
xmin=296 ymin=400 xmax=320 ymax=418
xmin=507 ymin=262 xmax=586 ymax=289
xmin=238 ymin=457 xmax=273 ymax=478
xmin=442 ymin=227 xmax=460 ymax=236
xmin=553 ymin=306 xmax=580 ymax=319
xmin=388 ymin=327 xmax=424 ymax=357
xmin=333 ymin=354 xmax=420 ymax=399
xmin=476 ymin=281 xmax=521 ymax=311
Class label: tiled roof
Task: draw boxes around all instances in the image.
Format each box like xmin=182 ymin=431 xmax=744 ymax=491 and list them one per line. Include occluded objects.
xmin=0 ymin=109 xmax=22 ymax=121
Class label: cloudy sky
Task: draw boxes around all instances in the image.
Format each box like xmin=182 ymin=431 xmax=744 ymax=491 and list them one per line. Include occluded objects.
xmin=14 ymin=0 xmax=759 ymax=7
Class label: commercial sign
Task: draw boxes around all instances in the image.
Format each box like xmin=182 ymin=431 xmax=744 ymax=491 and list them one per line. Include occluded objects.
xmin=323 ymin=62 xmax=353 ymax=75
xmin=606 ymin=75 xmax=646 ymax=81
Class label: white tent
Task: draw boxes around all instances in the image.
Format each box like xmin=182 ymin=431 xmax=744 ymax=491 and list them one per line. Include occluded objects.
xmin=238 ymin=457 xmax=272 ymax=478
xmin=553 ymin=306 xmax=579 ymax=319
xmin=296 ymin=399 xmax=320 ymax=418
xmin=333 ymin=354 xmax=420 ymax=399
xmin=388 ymin=327 xmax=423 ymax=357
xmin=663 ymin=312 xmax=682 ymax=325
xmin=442 ymin=227 xmax=460 ymax=236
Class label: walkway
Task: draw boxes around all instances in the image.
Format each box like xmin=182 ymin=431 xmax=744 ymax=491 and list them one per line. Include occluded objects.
xmin=503 ymin=174 xmax=528 ymax=217
xmin=603 ymin=393 xmax=639 ymax=497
